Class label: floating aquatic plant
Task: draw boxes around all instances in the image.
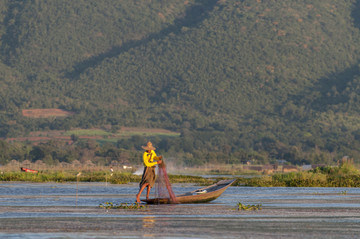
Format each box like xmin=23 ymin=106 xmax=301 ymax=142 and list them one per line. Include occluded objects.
xmin=99 ymin=202 xmax=147 ymax=209
xmin=236 ymin=202 xmax=262 ymax=211
xmin=340 ymin=190 xmax=348 ymax=195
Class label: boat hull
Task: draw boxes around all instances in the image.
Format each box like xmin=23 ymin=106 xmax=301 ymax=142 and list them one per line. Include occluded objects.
xmin=20 ymin=167 xmax=39 ymax=173
xmin=142 ymin=179 xmax=235 ymax=204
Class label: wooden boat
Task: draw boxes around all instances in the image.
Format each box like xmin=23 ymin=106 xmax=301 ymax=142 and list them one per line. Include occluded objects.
xmin=20 ymin=167 xmax=39 ymax=173
xmin=142 ymin=179 xmax=235 ymax=204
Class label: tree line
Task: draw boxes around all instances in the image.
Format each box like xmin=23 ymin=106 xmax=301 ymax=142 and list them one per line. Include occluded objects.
xmin=0 ymin=0 xmax=360 ymax=165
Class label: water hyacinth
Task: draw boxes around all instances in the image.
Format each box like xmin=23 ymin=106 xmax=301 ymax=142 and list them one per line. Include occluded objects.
xmin=236 ymin=202 xmax=262 ymax=211
xmin=99 ymin=202 xmax=147 ymax=209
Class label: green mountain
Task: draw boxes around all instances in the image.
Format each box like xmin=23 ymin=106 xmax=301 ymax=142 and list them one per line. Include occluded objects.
xmin=1 ymin=0 xmax=360 ymax=165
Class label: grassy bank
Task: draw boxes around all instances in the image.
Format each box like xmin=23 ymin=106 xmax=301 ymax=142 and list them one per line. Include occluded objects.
xmin=0 ymin=170 xmax=213 ymax=185
xmin=2 ymin=170 xmax=359 ymax=187
xmin=233 ymin=162 xmax=360 ymax=187
xmin=1 ymin=162 xmax=359 ymax=187
xmin=0 ymin=171 xmax=137 ymax=184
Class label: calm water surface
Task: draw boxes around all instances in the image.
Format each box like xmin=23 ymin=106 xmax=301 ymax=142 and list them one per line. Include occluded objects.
xmin=1 ymin=182 xmax=360 ymax=238
xmin=1 ymin=182 xmax=360 ymax=208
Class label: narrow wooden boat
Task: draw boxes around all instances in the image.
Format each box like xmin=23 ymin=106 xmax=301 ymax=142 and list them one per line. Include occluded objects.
xmin=142 ymin=179 xmax=235 ymax=204
xmin=20 ymin=167 xmax=39 ymax=173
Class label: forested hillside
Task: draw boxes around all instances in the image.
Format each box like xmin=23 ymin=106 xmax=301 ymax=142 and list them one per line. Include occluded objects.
xmin=1 ymin=0 xmax=360 ymax=166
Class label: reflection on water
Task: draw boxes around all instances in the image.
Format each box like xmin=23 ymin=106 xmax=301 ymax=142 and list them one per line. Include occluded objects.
xmin=142 ymin=216 xmax=155 ymax=237
xmin=143 ymin=216 xmax=156 ymax=228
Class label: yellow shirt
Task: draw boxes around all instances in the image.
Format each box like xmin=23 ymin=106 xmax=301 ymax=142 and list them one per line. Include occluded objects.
xmin=143 ymin=150 xmax=160 ymax=167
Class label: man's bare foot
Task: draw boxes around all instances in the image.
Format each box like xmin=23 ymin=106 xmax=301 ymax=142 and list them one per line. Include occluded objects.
xmin=136 ymin=194 xmax=140 ymax=203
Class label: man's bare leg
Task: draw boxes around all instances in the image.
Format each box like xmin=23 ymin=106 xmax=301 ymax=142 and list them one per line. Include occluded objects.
xmin=146 ymin=186 xmax=152 ymax=200
xmin=136 ymin=183 xmax=149 ymax=203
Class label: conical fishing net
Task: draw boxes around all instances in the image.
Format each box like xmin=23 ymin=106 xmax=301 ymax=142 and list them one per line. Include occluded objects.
xmin=154 ymin=159 xmax=178 ymax=204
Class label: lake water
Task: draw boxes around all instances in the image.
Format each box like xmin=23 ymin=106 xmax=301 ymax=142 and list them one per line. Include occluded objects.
xmin=1 ymin=182 xmax=360 ymax=238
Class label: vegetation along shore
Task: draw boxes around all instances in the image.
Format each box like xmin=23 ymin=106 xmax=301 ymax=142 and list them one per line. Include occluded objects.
xmin=1 ymin=160 xmax=359 ymax=187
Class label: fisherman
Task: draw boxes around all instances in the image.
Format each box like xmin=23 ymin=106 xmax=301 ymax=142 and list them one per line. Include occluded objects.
xmin=136 ymin=141 xmax=162 ymax=203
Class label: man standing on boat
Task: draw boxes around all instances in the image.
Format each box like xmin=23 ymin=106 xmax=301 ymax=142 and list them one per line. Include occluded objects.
xmin=136 ymin=141 xmax=162 ymax=203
